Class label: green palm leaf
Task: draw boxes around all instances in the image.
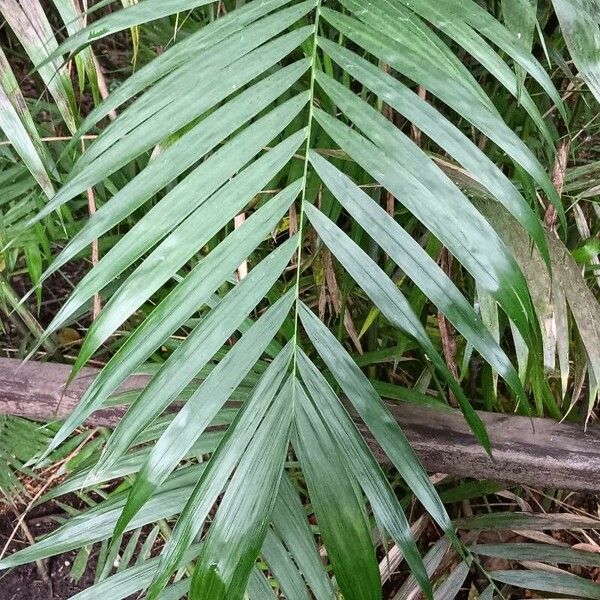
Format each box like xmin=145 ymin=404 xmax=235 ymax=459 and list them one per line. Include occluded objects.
xmin=293 ymin=379 xmax=382 ymax=600
xmin=271 ymin=473 xmax=335 ymax=598
xmin=0 ymin=0 xmax=78 ymax=133
xmin=188 ymin=378 xmax=292 ymax=600
xmin=145 ymin=347 xmax=294 ymax=597
xmin=0 ymin=47 xmax=54 ymax=198
xmin=304 ymin=201 xmax=490 ymax=450
xmin=297 ymin=350 xmax=431 ymax=595
xmin=552 ymin=0 xmax=600 ymax=103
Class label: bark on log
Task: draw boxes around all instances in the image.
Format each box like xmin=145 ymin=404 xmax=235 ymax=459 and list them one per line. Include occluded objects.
xmin=0 ymin=358 xmax=149 ymax=426
xmin=1 ymin=358 xmax=599 ymax=492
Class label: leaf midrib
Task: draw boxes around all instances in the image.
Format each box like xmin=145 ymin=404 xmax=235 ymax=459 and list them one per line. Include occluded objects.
xmin=290 ymin=0 xmax=322 ymax=389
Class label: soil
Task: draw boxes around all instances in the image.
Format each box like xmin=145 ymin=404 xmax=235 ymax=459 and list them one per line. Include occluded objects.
xmin=0 ymin=262 xmax=92 ymax=362
xmin=0 ymin=547 xmax=98 ymax=600
xmin=0 ymin=507 xmax=99 ymax=600
xmin=0 ymin=501 xmax=161 ymax=600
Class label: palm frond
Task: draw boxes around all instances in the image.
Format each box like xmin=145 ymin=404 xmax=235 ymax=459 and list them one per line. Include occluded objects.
xmin=1 ymin=0 xmax=600 ymax=598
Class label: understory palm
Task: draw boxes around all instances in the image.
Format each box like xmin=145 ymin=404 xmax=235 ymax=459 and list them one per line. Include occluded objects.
xmin=1 ymin=0 xmax=600 ymax=598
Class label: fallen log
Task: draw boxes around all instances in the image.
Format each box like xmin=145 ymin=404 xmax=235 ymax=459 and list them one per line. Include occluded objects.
xmin=1 ymin=357 xmax=599 ymax=492
xmin=0 ymin=358 xmax=148 ymax=427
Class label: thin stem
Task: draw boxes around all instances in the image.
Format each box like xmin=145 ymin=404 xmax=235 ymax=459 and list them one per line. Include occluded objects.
xmin=291 ymin=1 xmax=322 ymax=378
xmin=81 ymin=137 xmax=101 ymax=319
xmin=0 ymin=134 xmax=98 ymax=146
